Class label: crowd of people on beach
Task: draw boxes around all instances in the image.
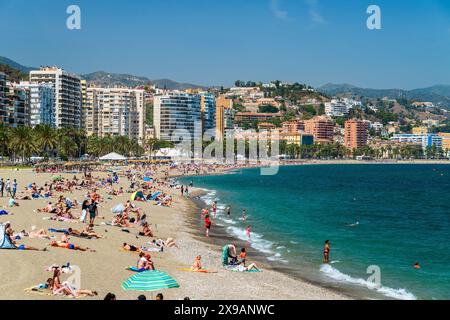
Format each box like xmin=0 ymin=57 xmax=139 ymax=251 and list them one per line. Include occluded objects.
xmin=1 ymin=162 xmax=265 ymax=300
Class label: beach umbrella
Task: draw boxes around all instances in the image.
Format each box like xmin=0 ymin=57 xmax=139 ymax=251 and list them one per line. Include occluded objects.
xmin=130 ymin=191 xmax=145 ymax=201
xmin=121 ymin=270 xmax=180 ymax=292
xmin=111 ymin=203 xmax=125 ymax=214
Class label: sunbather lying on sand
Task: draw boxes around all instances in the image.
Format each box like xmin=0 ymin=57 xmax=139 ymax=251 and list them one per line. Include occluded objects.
xmin=150 ymin=238 xmax=178 ymax=249
xmin=122 ymin=243 xmax=161 ymax=253
xmin=19 ymin=228 xmax=51 ymax=239
xmin=49 ymin=241 xmax=95 ymax=252
xmin=67 ymin=225 xmax=103 ymax=239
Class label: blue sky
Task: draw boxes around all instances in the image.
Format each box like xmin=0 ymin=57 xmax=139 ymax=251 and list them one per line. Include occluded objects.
xmin=0 ymin=0 xmax=449 ymax=89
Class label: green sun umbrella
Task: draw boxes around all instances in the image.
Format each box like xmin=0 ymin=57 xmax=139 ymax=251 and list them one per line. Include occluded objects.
xmin=122 ymin=270 xmax=180 ymax=292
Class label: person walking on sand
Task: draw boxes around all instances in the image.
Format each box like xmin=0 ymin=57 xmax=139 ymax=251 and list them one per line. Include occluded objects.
xmin=0 ymin=178 xmax=4 ymax=197
xmin=323 ymin=240 xmax=330 ymax=264
xmin=6 ymin=178 xmax=11 ymax=197
xmin=12 ymin=179 xmax=17 ymax=199
xmin=88 ymin=199 xmax=98 ymax=225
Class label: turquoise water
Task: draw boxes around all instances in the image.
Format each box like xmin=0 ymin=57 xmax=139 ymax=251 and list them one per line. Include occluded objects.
xmin=183 ymin=164 xmax=450 ymax=300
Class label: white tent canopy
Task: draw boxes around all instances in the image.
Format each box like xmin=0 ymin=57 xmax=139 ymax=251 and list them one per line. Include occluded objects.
xmin=99 ymin=152 xmax=127 ymax=161
xmin=155 ymin=148 xmax=192 ymax=159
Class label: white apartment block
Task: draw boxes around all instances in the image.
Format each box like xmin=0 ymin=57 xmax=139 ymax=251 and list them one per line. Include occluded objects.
xmin=17 ymin=82 xmax=55 ymax=127
xmin=325 ymin=98 xmax=362 ymax=117
xmin=30 ymin=67 xmax=82 ymax=128
xmin=84 ymin=86 xmax=145 ymax=143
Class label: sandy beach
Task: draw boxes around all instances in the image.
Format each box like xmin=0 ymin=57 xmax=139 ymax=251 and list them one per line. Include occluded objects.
xmin=0 ymin=167 xmax=348 ymax=300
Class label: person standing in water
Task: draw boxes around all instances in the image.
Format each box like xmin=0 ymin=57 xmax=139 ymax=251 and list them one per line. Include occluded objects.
xmin=323 ymin=240 xmax=330 ymax=264
xmin=212 ymin=201 xmax=217 ymax=218
xmin=226 ymin=206 xmax=231 ymax=216
xmin=242 ymin=209 xmax=247 ymax=221
xmin=204 ymin=214 xmax=212 ymax=237
xmin=246 ymin=226 xmax=251 ymax=239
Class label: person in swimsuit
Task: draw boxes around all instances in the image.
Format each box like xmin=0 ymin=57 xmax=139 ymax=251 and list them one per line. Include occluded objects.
xmin=50 ymin=240 xmax=95 ymax=252
xmin=323 ymin=240 xmax=330 ymax=264
xmin=191 ymin=255 xmax=203 ymax=271
xmin=204 ymin=215 xmax=211 ymax=237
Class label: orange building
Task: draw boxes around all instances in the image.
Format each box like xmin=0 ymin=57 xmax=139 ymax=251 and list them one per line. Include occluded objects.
xmin=282 ymin=120 xmax=305 ymax=133
xmin=438 ymin=132 xmax=450 ymax=151
xmin=303 ymin=116 xmax=334 ymax=143
xmin=345 ymin=119 xmax=369 ymax=150
xmin=216 ymin=97 xmax=233 ymax=141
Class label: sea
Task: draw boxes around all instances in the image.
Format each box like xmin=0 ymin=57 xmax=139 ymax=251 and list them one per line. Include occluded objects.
xmin=180 ymin=164 xmax=450 ymax=300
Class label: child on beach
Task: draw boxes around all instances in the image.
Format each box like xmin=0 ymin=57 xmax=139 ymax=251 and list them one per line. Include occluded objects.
xmin=239 ymin=248 xmax=247 ymax=267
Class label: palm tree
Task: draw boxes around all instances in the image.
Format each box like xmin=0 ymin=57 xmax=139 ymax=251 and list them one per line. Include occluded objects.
xmin=34 ymin=125 xmax=58 ymax=158
xmin=58 ymin=136 xmax=78 ymax=160
xmin=0 ymin=125 xmax=9 ymax=157
xmin=8 ymin=126 xmax=36 ymax=163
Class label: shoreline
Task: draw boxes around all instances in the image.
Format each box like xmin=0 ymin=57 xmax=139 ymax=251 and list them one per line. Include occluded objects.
xmin=182 ymin=187 xmax=356 ymax=300
xmin=169 ymin=188 xmax=350 ymax=300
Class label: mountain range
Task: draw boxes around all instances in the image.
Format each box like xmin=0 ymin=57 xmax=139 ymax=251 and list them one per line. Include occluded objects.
xmin=319 ymin=83 xmax=450 ymax=109
xmin=0 ymin=56 xmax=204 ymax=90
xmin=2 ymin=56 xmax=450 ymax=106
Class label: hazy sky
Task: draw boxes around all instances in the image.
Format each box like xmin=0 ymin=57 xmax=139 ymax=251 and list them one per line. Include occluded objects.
xmin=1 ymin=0 xmax=449 ymax=89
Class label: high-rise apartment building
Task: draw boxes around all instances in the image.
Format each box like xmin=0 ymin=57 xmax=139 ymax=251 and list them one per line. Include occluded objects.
xmin=304 ymin=116 xmax=334 ymax=143
xmin=344 ymin=119 xmax=369 ymax=150
xmin=153 ymin=92 xmax=202 ymax=142
xmin=83 ymin=86 xmax=145 ymax=142
xmin=30 ymin=67 xmax=82 ymax=128
xmin=0 ymin=72 xmax=7 ymax=125
xmin=17 ymin=82 xmax=55 ymax=127
xmin=200 ymin=92 xmax=216 ymax=135
xmin=216 ymin=97 xmax=233 ymax=141
xmin=5 ymin=84 xmax=29 ymax=127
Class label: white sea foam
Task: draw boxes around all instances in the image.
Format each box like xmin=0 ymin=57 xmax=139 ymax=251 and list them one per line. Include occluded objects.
xmin=320 ymin=264 xmax=417 ymax=300
xmin=227 ymin=226 xmax=276 ymax=256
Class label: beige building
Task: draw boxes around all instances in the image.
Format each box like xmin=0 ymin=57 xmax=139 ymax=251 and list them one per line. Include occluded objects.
xmin=412 ymin=126 xmax=428 ymax=135
xmin=84 ymin=86 xmax=145 ymax=143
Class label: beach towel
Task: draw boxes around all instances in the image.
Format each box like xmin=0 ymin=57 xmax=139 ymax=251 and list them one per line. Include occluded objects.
xmin=149 ymin=192 xmax=162 ymax=200
xmin=126 ymin=266 xmax=146 ymax=273
xmin=178 ymin=268 xmax=218 ymax=274
xmin=0 ymin=224 xmax=16 ymax=249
